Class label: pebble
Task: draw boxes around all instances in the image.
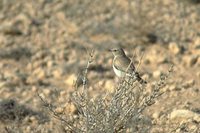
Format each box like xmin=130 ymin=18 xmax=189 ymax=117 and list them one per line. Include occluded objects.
xmin=47 ymin=60 xmax=56 ymax=68
xmin=26 ymin=126 xmax=32 ymax=132
xmin=183 ymin=55 xmax=198 ymax=67
xmin=52 ymin=69 xmax=63 ymax=79
xmin=0 ymin=81 xmax=7 ymax=88
xmin=170 ymin=109 xmax=200 ymax=122
xmin=168 ymin=42 xmax=181 ymax=54
xmin=26 ymin=76 xmax=37 ymax=84
xmin=31 ymin=86 xmax=37 ymax=92
xmin=29 ymin=116 xmax=37 ymax=123
xmin=58 ymin=50 xmax=69 ymax=60
xmin=64 ymin=103 xmax=76 ymax=114
xmin=33 ymin=68 xmax=46 ymax=80
xmin=104 ymin=80 xmax=115 ymax=93
xmin=153 ymin=70 xmax=161 ymax=78
xmin=168 ymin=85 xmax=176 ymax=91
xmin=22 ymin=91 xmax=28 ymax=97
xmin=182 ymin=79 xmax=195 ymax=88
xmin=197 ymin=57 xmax=200 ymax=65
xmin=60 ymin=90 xmax=67 ymax=97
xmin=152 ymin=111 xmax=162 ymax=119
xmin=194 ymin=37 xmax=200 ymax=49
xmin=55 ymin=107 xmax=64 ymax=114
xmin=197 ymin=71 xmax=200 ymax=77
xmin=32 ymin=60 xmax=44 ymax=69
xmin=43 ymin=89 xmax=51 ymax=96
xmin=64 ymin=74 xmax=77 ymax=86
xmin=0 ymin=25 xmax=22 ymax=35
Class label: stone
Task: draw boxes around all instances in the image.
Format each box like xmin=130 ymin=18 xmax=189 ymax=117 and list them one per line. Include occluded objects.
xmin=190 ymin=56 xmax=199 ymax=66
xmin=60 ymin=90 xmax=67 ymax=97
xmin=0 ymin=25 xmax=23 ymax=35
xmin=31 ymin=86 xmax=37 ymax=92
xmin=170 ymin=109 xmax=200 ymax=122
xmin=33 ymin=68 xmax=46 ymax=80
xmin=182 ymin=79 xmax=195 ymax=88
xmin=64 ymin=103 xmax=76 ymax=114
xmin=26 ymin=76 xmax=37 ymax=84
xmin=29 ymin=116 xmax=37 ymax=123
xmin=183 ymin=55 xmax=198 ymax=67
xmin=152 ymin=111 xmax=162 ymax=119
xmin=197 ymin=71 xmax=200 ymax=77
xmin=153 ymin=70 xmax=161 ymax=78
xmin=22 ymin=91 xmax=28 ymax=97
xmin=52 ymin=69 xmax=64 ymax=79
xmin=168 ymin=42 xmax=181 ymax=54
xmin=43 ymin=89 xmax=51 ymax=96
xmin=37 ymin=70 xmax=46 ymax=80
xmin=104 ymin=80 xmax=115 ymax=93
xmin=142 ymin=74 xmax=150 ymax=81
xmin=55 ymin=107 xmax=64 ymax=114
xmin=168 ymin=85 xmax=177 ymax=91
xmin=65 ymin=74 xmax=77 ymax=86
xmin=194 ymin=37 xmax=200 ymax=49
xmin=0 ymin=81 xmax=7 ymax=88
xmin=197 ymin=57 xmax=200 ymax=65
xmin=47 ymin=60 xmax=56 ymax=68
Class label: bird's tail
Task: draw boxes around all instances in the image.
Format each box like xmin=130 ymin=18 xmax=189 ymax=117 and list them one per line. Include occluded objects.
xmin=134 ymin=72 xmax=147 ymax=85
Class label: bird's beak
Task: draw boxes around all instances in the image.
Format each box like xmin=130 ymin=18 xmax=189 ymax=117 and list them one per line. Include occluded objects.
xmin=108 ymin=49 xmax=112 ymax=52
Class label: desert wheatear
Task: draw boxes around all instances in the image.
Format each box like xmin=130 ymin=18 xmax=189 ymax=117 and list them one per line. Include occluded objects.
xmin=110 ymin=47 xmax=147 ymax=85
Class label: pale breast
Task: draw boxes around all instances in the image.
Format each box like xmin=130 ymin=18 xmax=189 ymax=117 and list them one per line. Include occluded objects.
xmin=113 ymin=55 xmax=138 ymax=78
xmin=113 ymin=64 xmax=126 ymax=77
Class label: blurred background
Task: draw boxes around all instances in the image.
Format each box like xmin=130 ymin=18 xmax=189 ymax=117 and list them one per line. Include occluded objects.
xmin=0 ymin=0 xmax=200 ymax=132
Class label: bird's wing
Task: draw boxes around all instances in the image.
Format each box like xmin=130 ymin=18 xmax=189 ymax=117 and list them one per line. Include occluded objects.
xmin=114 ymin=56 xmax=135 ymax=73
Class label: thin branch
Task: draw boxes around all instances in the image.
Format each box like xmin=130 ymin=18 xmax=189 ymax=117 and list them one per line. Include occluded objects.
xmin=136 ymin=51 xmax=145 ymax=72
xmin=37 ymin=91 xmax=83 ymax=133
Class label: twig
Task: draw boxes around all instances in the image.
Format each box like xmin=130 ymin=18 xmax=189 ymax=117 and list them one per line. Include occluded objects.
xmin=136 ymin=52 xmax=145 ymax=72
xmin=37 ymin=91 xmax=83 ymax=133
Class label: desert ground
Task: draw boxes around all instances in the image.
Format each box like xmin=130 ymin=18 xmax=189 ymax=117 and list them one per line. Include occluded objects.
xmin=0 ymin=0 xmax=200 ymax=132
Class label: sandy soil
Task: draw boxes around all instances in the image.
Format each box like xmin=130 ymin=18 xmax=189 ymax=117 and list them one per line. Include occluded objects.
xmin=0 ymin=0 xmax=200 ymax=132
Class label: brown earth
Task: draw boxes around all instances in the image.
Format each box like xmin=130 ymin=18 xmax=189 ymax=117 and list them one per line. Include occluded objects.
xmin=0 ymin=0 xmax=200 ymax=132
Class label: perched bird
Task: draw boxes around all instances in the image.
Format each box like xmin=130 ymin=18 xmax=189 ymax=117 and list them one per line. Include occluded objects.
xmin=109 ymin=47 xmax=147 ymax=85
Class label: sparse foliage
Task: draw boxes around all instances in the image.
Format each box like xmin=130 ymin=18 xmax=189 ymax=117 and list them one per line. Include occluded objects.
xmin=38 ymin=51 xmax=173 ymax=133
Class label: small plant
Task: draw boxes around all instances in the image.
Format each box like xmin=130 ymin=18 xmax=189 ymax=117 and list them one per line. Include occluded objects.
xmin=38 ymin=51 xmax=173 ymax=133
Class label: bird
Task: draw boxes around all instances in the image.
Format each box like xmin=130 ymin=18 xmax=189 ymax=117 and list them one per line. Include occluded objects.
xmin=109 ymin=47 xmax=147 ymax=85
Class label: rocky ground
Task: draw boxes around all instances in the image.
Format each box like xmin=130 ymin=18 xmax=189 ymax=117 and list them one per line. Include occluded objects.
xmin=0 ymin=0 xmax=200 ymax=132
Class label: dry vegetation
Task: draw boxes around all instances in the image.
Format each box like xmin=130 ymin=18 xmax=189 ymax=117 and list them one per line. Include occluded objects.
xmin=38 ymin=52 xmax=174 ymax=132
xmin=0 ymin=0 xmax=200 ymax=133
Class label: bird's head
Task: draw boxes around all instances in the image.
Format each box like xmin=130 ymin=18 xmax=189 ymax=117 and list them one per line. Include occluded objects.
xmin=109 ymin=47 xmax=126 ymax=57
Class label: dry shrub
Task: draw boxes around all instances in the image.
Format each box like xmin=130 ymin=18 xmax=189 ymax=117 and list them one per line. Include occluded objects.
xmin=38 ymin=52 xmax=173 ymax=133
